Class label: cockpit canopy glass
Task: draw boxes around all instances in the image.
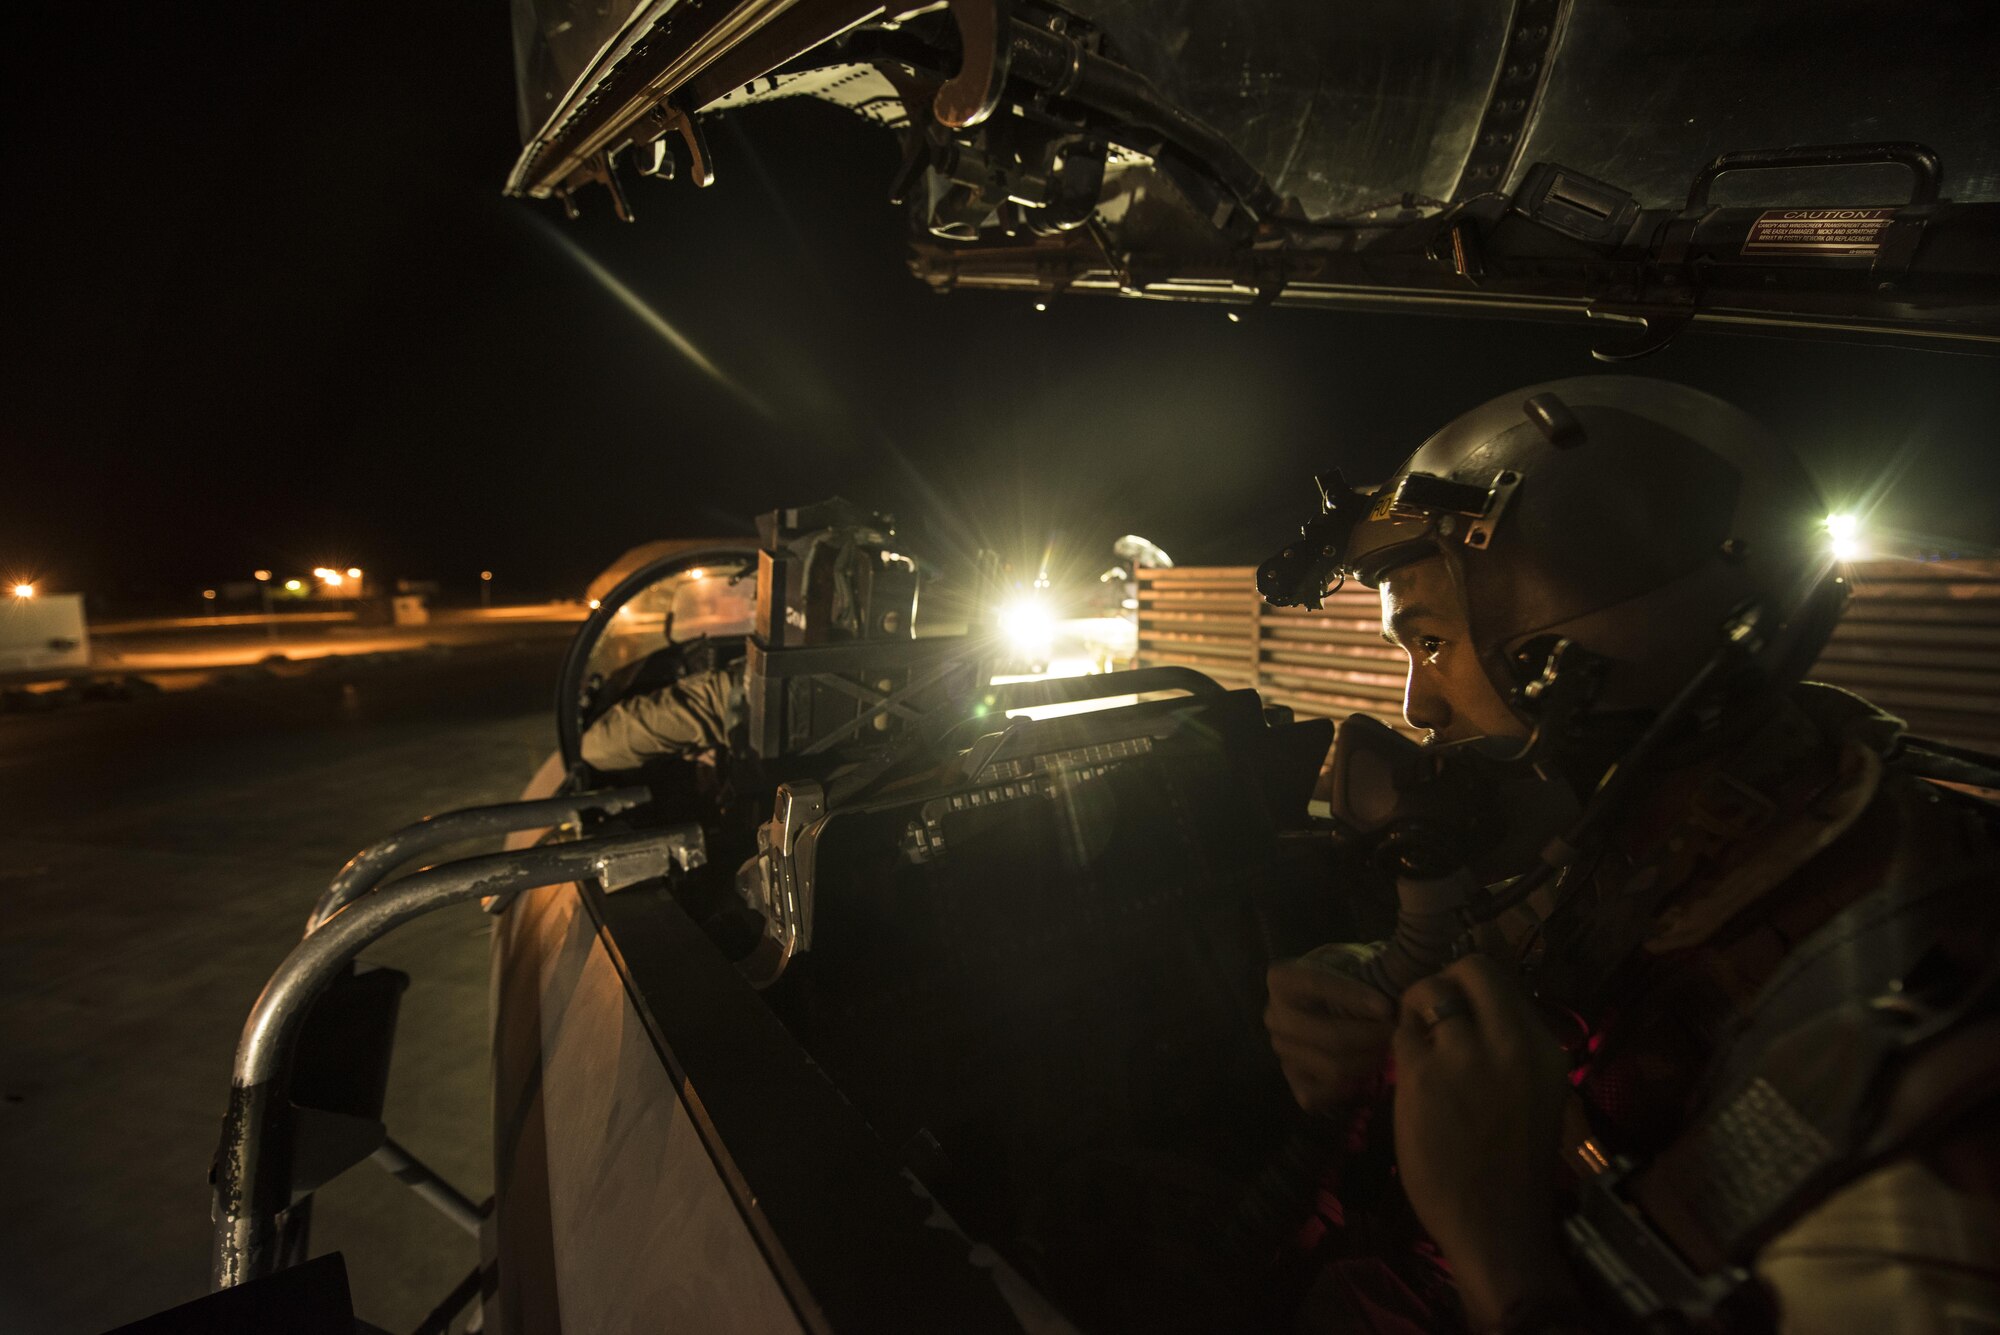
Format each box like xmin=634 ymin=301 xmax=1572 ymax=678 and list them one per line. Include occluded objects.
xmin=514 ymin=1 xmax=2000 ymax=219
xmin=585 ymin=559 xmax=757 ymax=680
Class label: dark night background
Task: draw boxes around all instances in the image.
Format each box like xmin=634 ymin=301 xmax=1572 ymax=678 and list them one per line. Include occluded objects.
xmin=6 ymin=2 xmax=1998 ymax=609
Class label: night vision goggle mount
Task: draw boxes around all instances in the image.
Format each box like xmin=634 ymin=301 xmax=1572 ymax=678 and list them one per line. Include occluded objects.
xmin=1256 ymin=466 xmax=1524 ymax=609
xmin=1255 ymin=467 xmax=1373 ymax=609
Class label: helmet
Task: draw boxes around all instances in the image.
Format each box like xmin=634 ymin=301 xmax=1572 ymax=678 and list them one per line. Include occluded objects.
xmin=1340 ymin=376 xmax=1844 ymax=714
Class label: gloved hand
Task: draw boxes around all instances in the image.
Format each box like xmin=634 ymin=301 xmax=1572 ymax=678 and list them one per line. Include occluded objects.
xmin=1264 ymin=944 xmax=1398 ymax=1113
xmin=1392 ymin=957 xmax=1576 ymax=1328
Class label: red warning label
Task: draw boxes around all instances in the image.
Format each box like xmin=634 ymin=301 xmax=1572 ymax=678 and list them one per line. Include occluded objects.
xmin=1742 ymin=207 xmax=1896 ymax=257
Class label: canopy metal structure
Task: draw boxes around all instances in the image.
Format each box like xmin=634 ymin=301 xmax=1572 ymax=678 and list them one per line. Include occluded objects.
xmin=507 ymin=0 xmax=2000 ymax=359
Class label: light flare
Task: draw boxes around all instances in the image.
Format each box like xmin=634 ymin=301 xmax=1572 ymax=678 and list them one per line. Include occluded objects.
xmin=1825 ymin=512 xmax=1866 ymax=562
xmin=1000 ymin=596 xmax=1056 ymax=655
xmin=530 ymin=217 xmax=774 ymax=421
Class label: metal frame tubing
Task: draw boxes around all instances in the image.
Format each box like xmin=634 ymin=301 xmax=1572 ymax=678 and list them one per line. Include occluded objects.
xmin=983 ymin=664 xmax=1222 ymax=713
xmin=212 ymin=829 xmax=697 ymax=1290
xmin=304 ymin=787 xmax=651 ymax=934
xmin=370 ymin=1137 xmax=483 ymax=1237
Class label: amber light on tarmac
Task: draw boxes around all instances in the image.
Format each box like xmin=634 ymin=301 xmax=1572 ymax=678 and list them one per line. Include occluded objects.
xmin=10 ymin=583 xmax=33 ymax=599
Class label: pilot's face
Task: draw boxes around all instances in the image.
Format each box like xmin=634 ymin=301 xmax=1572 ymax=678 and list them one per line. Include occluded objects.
xmin=1379 ymin=557 xmax=1528 ymax=745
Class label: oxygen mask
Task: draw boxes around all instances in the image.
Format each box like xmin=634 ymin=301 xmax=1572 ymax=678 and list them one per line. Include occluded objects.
xmin=1326 ymin=713 xmax=1577 ymax=884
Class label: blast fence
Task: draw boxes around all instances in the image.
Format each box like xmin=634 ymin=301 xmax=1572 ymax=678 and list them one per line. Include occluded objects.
xmin=1134 ymin=562 xmax=2000 ymax=751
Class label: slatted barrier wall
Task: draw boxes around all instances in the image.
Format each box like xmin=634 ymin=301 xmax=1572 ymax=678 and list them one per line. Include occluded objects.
xmin=1135 ymin=562 xmax=2000 ymax=751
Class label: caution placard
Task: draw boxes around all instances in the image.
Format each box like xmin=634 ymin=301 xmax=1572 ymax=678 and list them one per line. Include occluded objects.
xmin=1741 ymin=208 xmax=1897 ymax=258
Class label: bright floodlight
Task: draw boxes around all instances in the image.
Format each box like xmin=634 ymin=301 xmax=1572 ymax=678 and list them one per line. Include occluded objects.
xmin=10 ymin=583 xmax=33 ymax=599
xmin=346 ymin=567 xmax=362 ymax=579
xmin=1824 ymin=512 xmax=1864 ymax=561
xmin=284 ymin=579 xmax=304 ymax=592
xmin=999 ymin=597 xmax=1056 ymax=654
xmin=322 ymin=571 xmax=345 ymax=587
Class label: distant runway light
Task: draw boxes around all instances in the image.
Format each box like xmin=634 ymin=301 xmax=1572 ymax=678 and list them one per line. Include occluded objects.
xmin=285 ymin=579 xmax=303 ymax=592
xmin=253 ymin=569 xmax=272 ymax=582
xmin=346 ymin=567 xmax=362 ymax=579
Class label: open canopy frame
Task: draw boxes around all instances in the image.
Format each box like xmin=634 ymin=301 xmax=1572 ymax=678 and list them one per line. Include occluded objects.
xmin=507 ymin=0 xmax=2000 ymax=361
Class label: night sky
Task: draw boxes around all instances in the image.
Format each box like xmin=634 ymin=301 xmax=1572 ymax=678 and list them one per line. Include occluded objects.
xmin=8 ymin=2 xmax=1999 ymax=609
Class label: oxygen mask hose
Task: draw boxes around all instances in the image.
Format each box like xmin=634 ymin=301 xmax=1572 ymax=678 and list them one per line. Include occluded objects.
xmin=1320 ymin=713 xmax=1510 ymax=996
xmin=1219 ymin=721 xmax=1488 ymax=1283
xmin=1352 ymin=866 xmax=1479 ymax=996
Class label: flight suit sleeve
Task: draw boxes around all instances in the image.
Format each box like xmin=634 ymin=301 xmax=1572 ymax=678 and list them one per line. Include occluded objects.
xmin=580 ymin=664 xmax=744 ymax=771
xmin=1755 ymin=1152 xmax=2000 ymax=1333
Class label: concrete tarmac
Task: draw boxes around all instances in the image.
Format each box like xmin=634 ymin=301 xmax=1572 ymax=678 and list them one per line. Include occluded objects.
xmin=0 ymin=639 xmax=567 ymax=1333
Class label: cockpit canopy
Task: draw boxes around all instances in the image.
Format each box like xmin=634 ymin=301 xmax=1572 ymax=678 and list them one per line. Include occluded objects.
xmin=508 ymin=0 xmax=2000 ymax=358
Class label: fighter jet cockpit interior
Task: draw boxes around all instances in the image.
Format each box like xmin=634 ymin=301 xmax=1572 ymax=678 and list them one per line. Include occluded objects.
xmin=527 ymin=496 xmax=1368 ymax=1329
xmin=100 ymin=4 xmax=1995 ymax=1334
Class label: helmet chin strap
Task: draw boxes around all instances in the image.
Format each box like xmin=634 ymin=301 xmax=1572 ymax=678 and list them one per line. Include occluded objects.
xmin=1462 ymin=601 xmax=1774 ymax=928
